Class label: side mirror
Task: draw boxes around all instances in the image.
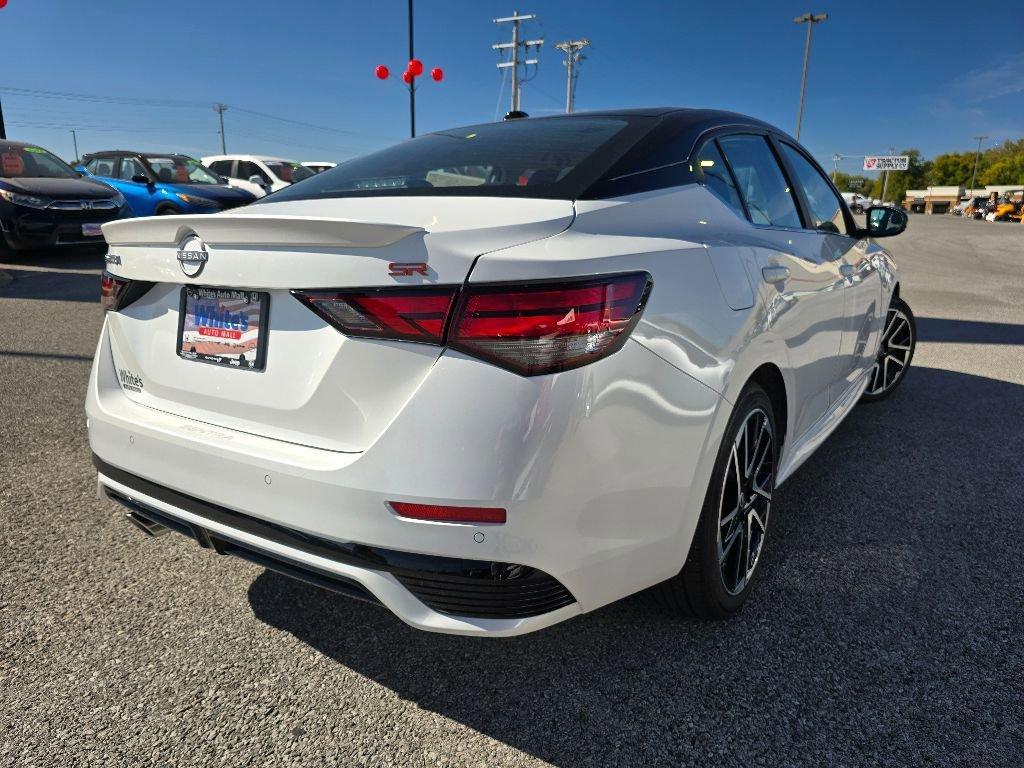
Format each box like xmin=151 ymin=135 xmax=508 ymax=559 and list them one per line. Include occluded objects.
xmin=864 ymin=205 xmax=907 ymax=237
xmin=131 ymin=174 xmax=151 ymax=185
xmin=248 ymin=175 xmax=266 ymax=187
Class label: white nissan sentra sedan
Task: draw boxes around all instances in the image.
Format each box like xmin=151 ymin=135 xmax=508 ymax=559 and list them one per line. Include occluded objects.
xmin=88 ymin=109 xmax=915 ymax=636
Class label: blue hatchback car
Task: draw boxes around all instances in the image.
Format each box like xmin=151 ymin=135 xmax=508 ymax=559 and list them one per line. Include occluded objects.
xmin=77 ymin=152 xmax=255 ymax=216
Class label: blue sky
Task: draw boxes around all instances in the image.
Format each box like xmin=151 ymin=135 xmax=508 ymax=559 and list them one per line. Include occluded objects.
xmin=2 ymin=0 xmax=1022 ymax=175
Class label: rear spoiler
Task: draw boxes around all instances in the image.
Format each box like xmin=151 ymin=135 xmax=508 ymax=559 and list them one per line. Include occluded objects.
xmin=101 ymin=214 xmax=426 ymax=249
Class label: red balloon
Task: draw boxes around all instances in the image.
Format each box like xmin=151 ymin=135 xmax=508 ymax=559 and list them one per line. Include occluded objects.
xmin=431 ymin=67 xmax=444 ymax=82
xmin=375 ymin=64 xmax=389 ymax=80
xmin=402 ymin=70 xmax=414 ymax=85
xmin=408 ymin=59 xmax=424 ymax=77
xmin=0 ymin=1 xmax=8 ymax=9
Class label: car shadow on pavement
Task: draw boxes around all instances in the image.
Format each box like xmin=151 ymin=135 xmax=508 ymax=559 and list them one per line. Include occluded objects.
xmin=247 ymin=366 xmax=1024 ymax=766
xmin=0 ymin=247 xmax=105 ymax=272
xmin=0 ymin=268 xmax=99 ymax=302
xmin=917 ymin=316 xmax=1024 ymax=345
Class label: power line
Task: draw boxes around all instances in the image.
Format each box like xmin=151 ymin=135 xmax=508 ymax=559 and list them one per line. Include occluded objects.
xmin=492 ymin=11 xmax=543 ymax=114
xmin=0 ymin=85 xmax=398 ymax=144
xmin=0 ymin=85 xmax=207 ymax=109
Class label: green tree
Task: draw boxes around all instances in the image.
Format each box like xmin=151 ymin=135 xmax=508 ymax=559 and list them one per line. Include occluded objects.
xmin=980 ymin=155 xmax=1024 ymax=186
xmin=833 ymin=171 xmax=872 ymax=192
xmin=929 ymin=152 xmax=981 ymax=187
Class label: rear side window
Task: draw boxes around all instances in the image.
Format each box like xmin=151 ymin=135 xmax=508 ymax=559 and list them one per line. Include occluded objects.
xmin=86 ymin=157 xmax=116 ymax=177
xmin=695 ymin=141 xmax=745 ymax=218
xmin=718 ymin=135 xmax=801 ymax=228
xmin=779 ymin=143 xmax=851 ymax=236
xmin=208 ymin=160 xmax=233 ymax=177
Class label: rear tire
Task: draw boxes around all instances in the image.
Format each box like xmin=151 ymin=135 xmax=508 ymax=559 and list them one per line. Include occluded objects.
xmin=657 ymin=384 xmax=778 ymax=619
xmin=861 ymin=296 xmax=916 ymax=402
xmin=155 ymin=204 xmax=181 ymax=216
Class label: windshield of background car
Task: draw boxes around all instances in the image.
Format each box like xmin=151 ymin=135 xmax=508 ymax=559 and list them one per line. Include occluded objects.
xmin=0 ymin=145 xmax=76 ymax=179
xmin=260 ymin=117 xmax=633 ymax=201
xmin=265 ymin=162 xmax=314 ymax=183
xmin=145 ymin=155 xmax=221 ymax=185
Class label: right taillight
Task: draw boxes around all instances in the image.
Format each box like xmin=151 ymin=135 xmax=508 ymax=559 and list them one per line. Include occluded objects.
xmin=449 ymin=273 xmax=652 ymax=375
xmin=293 ymin=272 xmax=652 ymax=376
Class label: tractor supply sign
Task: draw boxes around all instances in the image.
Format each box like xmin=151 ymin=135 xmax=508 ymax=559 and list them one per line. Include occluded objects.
xmin=864 ymin=155 xmax=909 ymax=171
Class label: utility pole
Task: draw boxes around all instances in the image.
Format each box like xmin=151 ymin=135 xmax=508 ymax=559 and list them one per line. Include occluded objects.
xmin=0 ymin=96 xmax=6 ymax=140
xmin=793 ymin=12 xmax=827 ymax=141
xmin=969 ymin=135 xmax=987 ymax=195
xmin=832 ymin=153 xmax=840 ymax=183
xmin=493 ymin=11 xmax=543 ymax=114
xmin=213 ymin=103 xmax=228 ymax=154
xmin=554 ymin=39 xmax=589 ymax=113
xmin=70 ymin=129 xmax=79 ymax=160
xmin=407 ymin=0 xmax=416 ymax=137
xmin=881 ymin=145 xmax=895 ymax=202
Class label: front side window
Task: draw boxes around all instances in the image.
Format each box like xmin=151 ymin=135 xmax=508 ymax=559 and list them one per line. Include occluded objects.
xmin=780 ymin=143 xmax=850 ymax=236
xmin=265 ymin=162 xmax=314 ymax=183
xmin=718 ymin=135 xmax=801 ymax=228
xmin=695 ymin=140 xmax=745 ymax=218
xmin=237 ymin=161 xmax=268 ymax=183
xmin=145 ymin=155 xmax=221 ymax=185
xmin=0 ymin=145 xmax=77 ymax=179
xmin=117 ymin=157 xmax=148 ymax=181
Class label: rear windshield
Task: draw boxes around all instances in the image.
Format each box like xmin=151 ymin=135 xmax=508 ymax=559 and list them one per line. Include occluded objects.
xmin=1 ymin=145 xmax=76 ymax=179
xmin=259 ymin=116 xmax=636 ymax=202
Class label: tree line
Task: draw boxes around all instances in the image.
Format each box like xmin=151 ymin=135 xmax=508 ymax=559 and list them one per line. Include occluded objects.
xmin=831 ymin=139 xmax=1024 ymax=203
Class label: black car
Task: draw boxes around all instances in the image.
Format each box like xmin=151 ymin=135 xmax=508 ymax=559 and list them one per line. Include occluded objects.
xmin=78 ymin=151 xmax=256 ymax=216
xmin=0 ymin=141 xmax=131 ymax=251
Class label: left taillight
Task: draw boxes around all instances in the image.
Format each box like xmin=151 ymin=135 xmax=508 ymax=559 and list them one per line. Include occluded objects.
xmin=100 ymin=272 xmax=128 ymax=311
xmin=100 ymin=272 xmax=153 ymax=312
xmin=291 ymin=272 xmax=652 ymax=376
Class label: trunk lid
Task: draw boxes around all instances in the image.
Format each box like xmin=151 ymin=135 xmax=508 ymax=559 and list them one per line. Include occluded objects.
xmin=100 ymin=197 xmax=574 ymax=452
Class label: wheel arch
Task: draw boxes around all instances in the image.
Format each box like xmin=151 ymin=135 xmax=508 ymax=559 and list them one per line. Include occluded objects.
xmin=746 ymin=363 xmax=788 ymax=450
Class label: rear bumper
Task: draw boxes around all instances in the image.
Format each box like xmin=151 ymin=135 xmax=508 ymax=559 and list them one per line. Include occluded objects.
xmin=86 ymin=316 xmax=727 ymax=635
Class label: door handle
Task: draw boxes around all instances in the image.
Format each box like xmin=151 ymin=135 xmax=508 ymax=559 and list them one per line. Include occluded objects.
xmin=761 ymin=265 xmax=790 ymax=284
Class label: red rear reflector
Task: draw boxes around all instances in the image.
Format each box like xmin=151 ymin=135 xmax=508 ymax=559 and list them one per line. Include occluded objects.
xmin=389 ymin=501 xmax=507 ymax=525
xmin=449 ymin=272 xmax=652 ymax=375
xmin=100 ymin=272 xmax=129 ymax=311
xmin=291 ymin=287 xmax=458 ymax=344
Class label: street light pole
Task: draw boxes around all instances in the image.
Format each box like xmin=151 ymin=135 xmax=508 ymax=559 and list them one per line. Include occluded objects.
xmin=70 ymin=129 xmax=79 ymax=160
xmin=793 ymin=12 xmax=827 ymax=141
xmin=969 ymin=135 xmax=987 ymax=195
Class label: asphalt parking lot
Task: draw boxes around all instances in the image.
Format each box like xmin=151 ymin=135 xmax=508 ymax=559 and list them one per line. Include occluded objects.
xmin=1 ymin=216 xmax=1022 ymax=767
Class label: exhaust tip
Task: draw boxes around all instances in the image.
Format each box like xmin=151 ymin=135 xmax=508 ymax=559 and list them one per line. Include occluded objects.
xmin=125 ymin=510 xmax=170 ymax=537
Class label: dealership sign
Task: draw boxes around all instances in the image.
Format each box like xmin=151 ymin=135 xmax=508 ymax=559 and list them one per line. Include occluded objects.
xmin=864 ymin=155 xmax=909 ymax=171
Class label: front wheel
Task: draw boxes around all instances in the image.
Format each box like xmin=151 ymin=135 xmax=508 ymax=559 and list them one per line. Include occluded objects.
xmin=861 ymin=296 xmax=916 ymax=402
xmin=657 ymin=384 xmax=778 ymax=618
